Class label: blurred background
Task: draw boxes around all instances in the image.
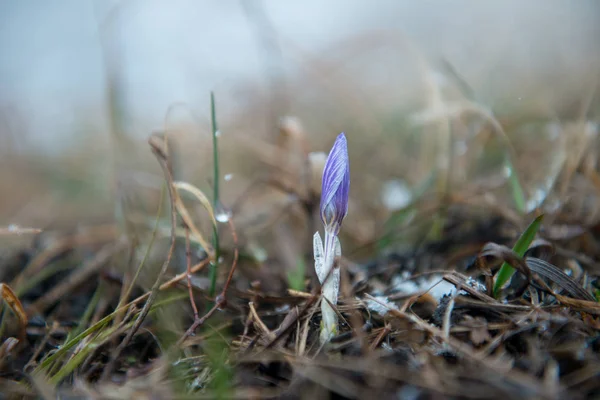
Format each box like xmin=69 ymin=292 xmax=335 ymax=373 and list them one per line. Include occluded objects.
xmin=1 ymin=0 xmax=600 ymax=265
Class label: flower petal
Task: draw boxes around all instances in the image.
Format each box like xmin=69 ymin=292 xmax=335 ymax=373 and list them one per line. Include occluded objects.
xmin=320 ymin=133 xmax=350 ymax=227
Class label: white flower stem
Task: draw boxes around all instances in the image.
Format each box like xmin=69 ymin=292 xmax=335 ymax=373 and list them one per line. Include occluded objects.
xmin=317 ymin=229 xmax=341 ymax=344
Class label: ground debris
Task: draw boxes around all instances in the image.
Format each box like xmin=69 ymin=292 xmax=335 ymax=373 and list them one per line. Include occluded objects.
xmin=2 ymin=206 xmax=600 ymax=399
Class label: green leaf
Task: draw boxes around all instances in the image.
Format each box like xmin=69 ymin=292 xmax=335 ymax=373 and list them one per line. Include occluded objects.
xmin=493 ymin=214 xmax=544 ymax=298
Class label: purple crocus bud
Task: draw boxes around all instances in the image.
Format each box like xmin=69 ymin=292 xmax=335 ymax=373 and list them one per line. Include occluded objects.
xmin=320 ymin=133 xmax=350 ymax=233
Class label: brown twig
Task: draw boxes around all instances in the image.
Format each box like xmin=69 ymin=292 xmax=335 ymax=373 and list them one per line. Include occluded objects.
xmin=248 ymin=301 xmax=276 ymax=342
xmin=24 ymin=323 xmax=55 ymax=372
xmin=370 ymin=324 xmax=391 ymax=351
xmin=178 ymin=212 xmax=240 ymax=346
xmin=106 ymin=259 xmax=210 ymax=317
xmin=185 ymin=226 xmax=199 ymax=320
xmin=0 ymin=226 xmax=42 ymax=235
xmin=262 ymin=292 xmax=319 ymax=352
xmin=220 ymin=217 xmax=240 ymax=299
xmin=364 ymin=294 xmax=551 ymax=396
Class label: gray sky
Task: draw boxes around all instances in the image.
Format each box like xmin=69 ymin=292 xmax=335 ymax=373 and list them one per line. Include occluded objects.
xmin=1 ymin=0 xmax=599 ymax=153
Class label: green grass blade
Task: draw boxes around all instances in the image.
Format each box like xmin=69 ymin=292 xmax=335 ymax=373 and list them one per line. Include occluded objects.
xmin=34 ymin=292 xmax=187 ymax=375
xmin=35 ymin=314 xmax=113 ymax=374
xmin=493 ymin=214 xmax=544 ymax=297
xmin=504 ymin=156 xmax=526 ymax=214
xmin=209 ymin=92 xmax=220 ymax=298
xmin=67 ymin=282 xmax=104 ymax=341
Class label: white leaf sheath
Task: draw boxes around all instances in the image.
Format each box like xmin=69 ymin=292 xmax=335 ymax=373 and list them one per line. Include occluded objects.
xmin=313 ymin=232 xmax=325 ymax=283
xmin=319 ymin=234 xmax=342 ymax=344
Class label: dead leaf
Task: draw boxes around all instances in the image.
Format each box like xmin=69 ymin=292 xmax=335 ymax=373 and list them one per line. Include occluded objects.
xmin=525 ymin=257 xmax=595 ymax=301
xmin=0 ymin=283 xmax=28 ymax=340
xmin=0 ymin=337 xmax=19 ymax=369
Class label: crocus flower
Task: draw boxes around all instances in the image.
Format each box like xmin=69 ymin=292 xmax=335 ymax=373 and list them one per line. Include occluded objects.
xmin=314 ymin=132 xmax=349 ymax=344
xmin=320 ymin=133 xmax=350 ymax=234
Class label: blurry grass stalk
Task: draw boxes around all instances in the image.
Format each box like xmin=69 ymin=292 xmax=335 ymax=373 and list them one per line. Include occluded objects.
xmin=67 ymin=281 xmax=104 ymax=341
xmin=422 ymin=68 xmax=451 ymax=240
xmin=172 ymin=183 xmax=215 ymax=257
xmin=413 ymin=60 xmax=527 ymax=216
xmin=209 ymin=92 xmax=220 ymax=298
xmin=504 ymin=156 xmax=527 ymax=214
xmin=14 ymin=260 xmax=73 ymax=297
xmin=0 ymin=308 xmax=7 ymax=338
xmin=493 ymin=214 xmax=544 ymax=298
xmin=377 ymin=171 xmax=436 ymax=251
xmin=440 ymin=59 xmax=527 ymax=213
xmin=114 ymin=184 xmax=164 ymax=321
xmin=49 ymin=292 xmax=186 ymax=385
xmin=206 ymin=336 xmax=233 ymax=399
xmin=463 ymin=104 xmax=526 ymax=214
xmin=287 ymin=257 xmax=306 ymax=292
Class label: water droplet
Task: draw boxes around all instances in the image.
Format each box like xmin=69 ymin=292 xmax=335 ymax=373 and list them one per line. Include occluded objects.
xmin=196 ymin=248 xmax=208 ymax=259
xmin=218 ymin=256 xmax=224 ymax=264
xmin=503 ymin=165 xmax=512 ymax=178
xmin=224 ymin=173 xmax=233 ymax=181
xmin=275 ymin=304 xmax=290 ymax=313
xmin=7 ymin=224 xmax=24 ymax=235
xmin=214 ymin=203 xmax=231 ymax=223
xmin=214 ymin=130 xmax=221 ymax=137
xmin=215 ymin=211 xmax=230 ymax=223
xmin=381 ymin=179 xmax=412 ymax=211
